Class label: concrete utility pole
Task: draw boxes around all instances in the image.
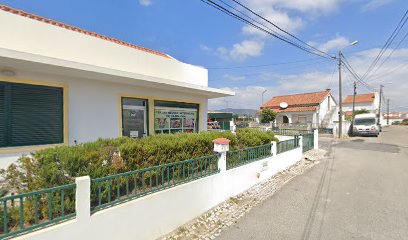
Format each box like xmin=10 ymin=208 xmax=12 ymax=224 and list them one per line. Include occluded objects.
xmin=378 ymin=84 xmax=384 ymax=125
xmin=351 ymin=81 xmax=357 ymax=135
xmin=387 ymin=99 xmax=390 ymax=125
xmin=338 ymin=50 xmax=343 ymax=138
xmin=338 ymin=40 xmax=359 ymax=138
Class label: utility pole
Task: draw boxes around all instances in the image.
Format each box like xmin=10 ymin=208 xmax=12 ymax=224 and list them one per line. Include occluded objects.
xmin=261 ymin=90 xmax=267 ymax=106
xmin=351 ymin=81 xmax=357 ymax=135
xmin=338 ymin=50 xmax=343 ymax=138
xmin=378 ymin=85 xmax=384 ymax=125
xmin=387 ymin=99 xmax=390 ymax=125
xmin=337 ymin=40 xmax=358 ymax=138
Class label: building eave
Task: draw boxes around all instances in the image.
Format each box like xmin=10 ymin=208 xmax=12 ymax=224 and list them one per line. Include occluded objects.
xmin=0 ymin=48 xmax=234 ymax=98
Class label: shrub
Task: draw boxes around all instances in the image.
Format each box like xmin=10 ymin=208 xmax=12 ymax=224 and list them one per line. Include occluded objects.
xmin=259 ymin=108 xmax=277 ymax=123
xmin=1 ymin=129 xmax=277 ymax=192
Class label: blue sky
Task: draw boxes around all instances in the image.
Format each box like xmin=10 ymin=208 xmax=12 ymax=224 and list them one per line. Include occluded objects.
xmin=1 ymin=0 xmax=407 ymax=111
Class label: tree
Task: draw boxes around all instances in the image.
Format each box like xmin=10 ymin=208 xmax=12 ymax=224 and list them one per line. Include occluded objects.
xmin=260 ymin=108 xmax=277 ymax=123
xmin=346 ymin=109 xmax=370 ymax=121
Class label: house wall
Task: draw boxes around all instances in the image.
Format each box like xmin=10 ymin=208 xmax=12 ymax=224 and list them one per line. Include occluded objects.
xmin=343 ymin=102 xmax=376 ymax=112
xmin=291 ymin=114 xmax=314 ymax=124
xmin=0 ymin=9 xmax=208 ymax=87
xmin=318 ymin=94 xmax=337 ymax=124
xmin=0 ymin=71 xmax=208 ymax=168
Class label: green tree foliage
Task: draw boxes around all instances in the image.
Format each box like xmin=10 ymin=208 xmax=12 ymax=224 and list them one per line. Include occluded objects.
xmin=346 ymin=109 xmax=370 ymax=121
xmin=260 ymin=108 xmax=277 ymax=123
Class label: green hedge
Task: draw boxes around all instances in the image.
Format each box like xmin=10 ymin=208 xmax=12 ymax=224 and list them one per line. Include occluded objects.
xmin=1 ymin=129 xmax=278 ymax=192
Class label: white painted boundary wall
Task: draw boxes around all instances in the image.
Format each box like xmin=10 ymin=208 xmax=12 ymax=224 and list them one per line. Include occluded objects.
xmin=13 ymin=138 xmax=304 ymax=240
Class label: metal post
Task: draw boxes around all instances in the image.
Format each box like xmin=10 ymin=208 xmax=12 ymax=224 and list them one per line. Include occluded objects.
xmin=378 ymin=85 xmax=384 ymax=125
xmin=338 ymin=50 xmax=343 ymax=138
xmin=387 ymin=99 xmax=390 ymax=125
xmin=351 ymin=81 xmax=357 ymax=135
xmin=262 ymin=90 xmax=267 ymax=106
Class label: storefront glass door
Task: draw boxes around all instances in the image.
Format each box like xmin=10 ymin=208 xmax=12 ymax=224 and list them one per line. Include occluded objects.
xmin=121 ymin=98 xmax=147 ymax=138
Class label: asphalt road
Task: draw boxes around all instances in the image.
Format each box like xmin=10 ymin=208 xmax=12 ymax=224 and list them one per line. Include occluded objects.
xmin=217 ymin=126 xmax=408 ymax=240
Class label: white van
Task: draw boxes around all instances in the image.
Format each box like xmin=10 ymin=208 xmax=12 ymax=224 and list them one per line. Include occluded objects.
xmin=353 ymin=113 xmax=379 ymax=137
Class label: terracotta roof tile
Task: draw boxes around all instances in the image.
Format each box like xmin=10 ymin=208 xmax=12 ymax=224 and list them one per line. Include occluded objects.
xmin=0 ymin=4 xmax=170 ymax=59
xmin=343 ymin=93 xmax=375 ymax=104
xmin=271 ymin=106 xmax=317 ymax=113
xmin=261 ymin=90 xmax=331 ymax=111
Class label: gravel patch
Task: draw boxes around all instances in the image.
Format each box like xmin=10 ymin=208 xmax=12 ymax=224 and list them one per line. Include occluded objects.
xmin=158 ymin=149 xmax=327 ymax=240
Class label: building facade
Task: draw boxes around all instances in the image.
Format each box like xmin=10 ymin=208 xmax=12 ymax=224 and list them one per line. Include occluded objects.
xmin=342 ymin=92 xmax=380 ymax=116
xmin=260 ymin=90 xmax=337 ymax=128
xmin=0 ymin=5 xmax=233 ymax=168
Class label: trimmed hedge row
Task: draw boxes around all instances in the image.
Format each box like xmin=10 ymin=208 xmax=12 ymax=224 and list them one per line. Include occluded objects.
xmin=1 ymin=129 xmax=278 ymax=193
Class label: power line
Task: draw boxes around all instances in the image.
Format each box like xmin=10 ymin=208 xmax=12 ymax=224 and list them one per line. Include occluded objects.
xmin=229 ymin=0 xmax=332 ymax=58
xmin=361 ymin=9 xmax=408 ymax=81
xmin=366 ymin=30 xmax=408 ymax=82
xmin=341 ymin=54 xmax=376 ymax=92
xmin=207 ymin=57 xmax=319 ymax=70
xmin=199 ymin=0 xmax=334 ymax=60
xmin=209 ymin=58 xmax=332 ymax=85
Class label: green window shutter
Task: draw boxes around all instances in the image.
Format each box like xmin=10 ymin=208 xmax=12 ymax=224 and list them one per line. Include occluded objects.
xmin=0 ymin=83 xmax=5 ymax=147
xmin=9 ymin=83 xmax=63 ymax=147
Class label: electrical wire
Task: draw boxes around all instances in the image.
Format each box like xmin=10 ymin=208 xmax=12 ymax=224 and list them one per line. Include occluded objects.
xmin=361 ymin=9 xmax=408 ymax=81
xmin=199 ymin=0 xmax=334 ymax=60
xmin=207 ymin=57 xmax=319 ymax=70
xmin=229 ymin=0 xmax=332 ymax=58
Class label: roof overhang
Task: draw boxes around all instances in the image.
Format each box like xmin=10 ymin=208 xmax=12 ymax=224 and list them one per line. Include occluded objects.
xmin=0 ymin=48 xmax=234 ymax=99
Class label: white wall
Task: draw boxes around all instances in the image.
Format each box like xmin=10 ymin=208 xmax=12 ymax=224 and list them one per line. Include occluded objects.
xmin=12 ymin=143 xmax=304 ymax=240
xmin=292 ymin=114 xmax=314 ymax=124
xmin=0 ymin=70 xmax=209 ymax=166
xmin=318 ymin=94 xmax=337 ymax=124
xmin=343 ymin=102 xmax=376 ymax=112
xmin=0 ymin=9 xmax=208 ymax=87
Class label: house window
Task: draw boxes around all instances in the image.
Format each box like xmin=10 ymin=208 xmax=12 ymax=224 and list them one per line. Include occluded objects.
xmin=154 ymin=101 xmax=199 ymax=134
xmin=121 ymin=97 xmax=148 ymax=138
xmin=0 ymin=81 xmax=64 ymax=147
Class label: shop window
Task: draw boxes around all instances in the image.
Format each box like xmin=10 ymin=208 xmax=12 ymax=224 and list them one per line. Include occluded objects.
xmin=154 ymin=101 xmax=199 ymax=134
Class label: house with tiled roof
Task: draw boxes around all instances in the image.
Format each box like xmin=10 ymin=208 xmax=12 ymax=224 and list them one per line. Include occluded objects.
xmin=260 ymin=89 xmax=337 ymax=127
xmin=0 ymin=4 xmax=233 ymax=168
xmin=342 ymin=92 xmax=380 ymax=117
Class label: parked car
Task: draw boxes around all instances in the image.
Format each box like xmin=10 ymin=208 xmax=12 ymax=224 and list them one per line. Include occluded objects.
xmin=353 ymin=113 xmax=379 ymax=137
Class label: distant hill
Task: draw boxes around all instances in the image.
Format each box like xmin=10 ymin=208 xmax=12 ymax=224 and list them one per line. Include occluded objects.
xmin=210 ymin=108 xmax=257 ymax=116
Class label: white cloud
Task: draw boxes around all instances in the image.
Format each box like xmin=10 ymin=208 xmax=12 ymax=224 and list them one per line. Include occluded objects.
xmin=313 ymin=36 xmax=351 ymax=53
xmin=209 ymin=48 xmax=408 ymax=112
xmin=139 ymin=0 xmax=152 ymax=7
xmin=222 ymin=74 xmax=247 ymax=81
xmin=206 ymin=0 xmax=344 ymax=61
xmin=361 ymin=0 xmax=394 ymax=12
xmin=230 ymin=40 xmax=265 ymax=61
xmin=209 ymin=40 xmax=265 ymax=61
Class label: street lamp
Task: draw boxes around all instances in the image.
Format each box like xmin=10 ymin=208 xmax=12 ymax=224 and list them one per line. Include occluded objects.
xmin=261 ymin=90 xmax=268 ymax=105
xmin=338 ymin=40 xmax=359 ymax=138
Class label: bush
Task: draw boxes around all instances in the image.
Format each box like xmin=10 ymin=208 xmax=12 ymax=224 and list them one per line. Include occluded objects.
xmin=1 ymin=129 xmax=278 ymax=193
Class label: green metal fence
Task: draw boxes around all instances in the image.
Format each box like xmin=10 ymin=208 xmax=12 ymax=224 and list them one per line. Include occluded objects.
xmin=0 ymin=184 xmax=76 ymax=239
xmin=302 ymin=133 xmax=314 ymax=152
xmin=276 ymin=137 xmax=300 ymax=154
xmin=273 ymin=129 xmax=312 ymax=136
xmin=226 ymin=143 xmax=272 ymax=170
xmin=90 ymin=155 xmax=218 ymax=212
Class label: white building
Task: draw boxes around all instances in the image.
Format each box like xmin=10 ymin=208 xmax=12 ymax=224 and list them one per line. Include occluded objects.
xmin=383 ymin=112 xmax=408 ymax=125
xmin=260 ymin=90 xmax=337 ymax=128
xmin=0 ymin=5 xmax=233 ymax=168
xmin=342 ymin=92 xmax=380 ymax=116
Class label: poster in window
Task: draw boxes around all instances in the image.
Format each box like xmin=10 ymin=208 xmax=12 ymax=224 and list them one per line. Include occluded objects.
xmin=154 ymin=107 xmax=197 ymax=134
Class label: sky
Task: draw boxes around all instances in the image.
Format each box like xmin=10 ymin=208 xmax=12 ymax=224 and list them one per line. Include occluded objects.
xmin=1 ymin=0 xmax=407 ymax=112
